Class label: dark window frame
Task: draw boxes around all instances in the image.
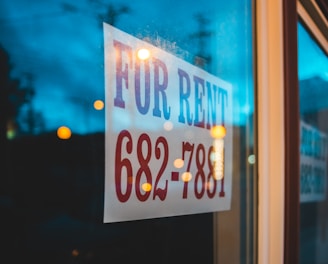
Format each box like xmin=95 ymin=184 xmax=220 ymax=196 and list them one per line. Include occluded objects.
xmin=283 ymin=1 xmax=328 ymax=263
xmin=283 ymin=1 xmax=300 ymax=263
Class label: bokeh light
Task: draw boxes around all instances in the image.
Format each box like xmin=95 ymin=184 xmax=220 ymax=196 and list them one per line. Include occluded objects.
xmin=137 ymin=48 xmax=150 ymax=60
xmin=93 ymin=100 xmax=104 ymax=110
xmin=72 ymin=249 xmax=79 ymax=257
xmin=248 ymin=154 xmax=256 ymax=164
xmin=163 ymin=121 xmax=173 ymax=131
xmin=210 ymin=125 xmax=226 ymax=139
xmin=141 ymin=182 xmax=152 ymax=192
xmin=181 ymin=172 xmax=192 ymax=182
xmin=57 ymin=126 xmax=72 ymax=140
xmin=173 ymin=158 xmax=184 ymax=168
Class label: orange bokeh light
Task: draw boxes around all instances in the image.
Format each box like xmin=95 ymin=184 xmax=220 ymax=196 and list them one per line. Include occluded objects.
xmin=181 ymin=172 xmax=192 ymax=182
xmin=142 ymin=183 xmax=152 ymax=192
xmin=93 ymin=100 xmax=104 ymax=110
xmin=210 ymin=125 xmax=226 ymax=139
xmin=57 ymin=126 xmax=72 ymax=140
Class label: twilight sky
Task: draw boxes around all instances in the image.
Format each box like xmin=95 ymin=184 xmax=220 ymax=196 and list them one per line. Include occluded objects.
xmin=3 ymin=1 xmax=326 ymax=134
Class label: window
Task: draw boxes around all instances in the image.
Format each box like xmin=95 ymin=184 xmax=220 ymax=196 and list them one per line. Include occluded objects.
xmin=298 ymin=20 xmax=328 ymax=264
xmin=0 ymin=1 xmax=256 ymax=263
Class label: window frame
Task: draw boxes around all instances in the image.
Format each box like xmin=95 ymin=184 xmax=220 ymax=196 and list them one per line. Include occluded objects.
xmin=256 ymin=1 xmax=286 ymax=263
xmin=257 ymin=0 xmax=328 ymax=264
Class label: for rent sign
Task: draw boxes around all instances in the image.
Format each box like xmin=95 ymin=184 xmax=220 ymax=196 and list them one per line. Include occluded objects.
xmin=103 ymin=23 xmax=233 ymax=223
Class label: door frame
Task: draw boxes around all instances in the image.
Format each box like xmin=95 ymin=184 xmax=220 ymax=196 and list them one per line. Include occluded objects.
xmin=257 ymin=1 xmax=328 ymax=264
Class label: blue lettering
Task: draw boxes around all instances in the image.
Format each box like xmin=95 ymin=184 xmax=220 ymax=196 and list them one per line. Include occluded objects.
xmin=206 ymin=82 xmax=217 ymax=129
xmin=135 ymin=58 xmax=150 ymax=115
xmin=152 ymin=58 xmax=171 ymax=119
xmin=178 ymin=69 xmax=193 ymax=125
xmin=113 ymin=40 xmax=132 ymax=108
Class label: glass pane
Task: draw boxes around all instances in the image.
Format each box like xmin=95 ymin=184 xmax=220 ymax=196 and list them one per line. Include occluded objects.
xmin=298 ymin=21 xmax=328 ymax=264
xmin=0 ymin=1 xmax=255 ymax=263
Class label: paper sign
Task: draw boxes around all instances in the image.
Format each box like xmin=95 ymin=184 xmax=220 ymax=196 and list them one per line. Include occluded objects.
xmin=103 ymin=23 xmax=234 ymax=222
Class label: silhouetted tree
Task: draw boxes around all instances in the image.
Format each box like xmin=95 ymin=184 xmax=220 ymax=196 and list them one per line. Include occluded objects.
xmin=0 ymin=46 xmax=38 ymax=138
xmin=18 ymin=73 xmax=45 ymax=135
xmin=0 ymin=46 xmax=22 ymax=193
xmin=0 ymin=45 xmax=41 ymax=193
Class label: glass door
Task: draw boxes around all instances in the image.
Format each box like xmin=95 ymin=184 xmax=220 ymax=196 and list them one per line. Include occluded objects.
xmin=0 ymin=1 xmax=256 ymax=263
xmin=298 ymin=21 xmax=328 ymax=264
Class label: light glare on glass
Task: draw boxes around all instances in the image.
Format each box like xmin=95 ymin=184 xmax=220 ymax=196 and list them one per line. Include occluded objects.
xmin=142 ymin=182 xmax=152 ymax=192
xmin=210 ymin=125 xmax=226 ymax=139
xmin=137 ymin=48 xmax=150 ymax=60
xmin=163 ymin=121 xmax=173 ymax=131
xmin=212 ymin=138 xmax=224 ymax=180
xmin=181 ymin=172 xmax=192 ymax=182
xmin=248 ymin=154 xmax=256 ymax=164
xmin=94 ymin=100 xmax=104 ymax=110
xmin=57 ymin=126 xmax=72 ymax=140
xmin=173 ymin=158 xmax=184 ymax=168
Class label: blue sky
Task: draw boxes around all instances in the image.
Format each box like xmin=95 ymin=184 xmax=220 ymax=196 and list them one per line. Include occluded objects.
xmin=0 ymin=0 xmax=254 ymax=134
xmin=0 ymin=0 xmax=105 ymax=133
xmin=298 ymin=22 xmax=328 ymax=81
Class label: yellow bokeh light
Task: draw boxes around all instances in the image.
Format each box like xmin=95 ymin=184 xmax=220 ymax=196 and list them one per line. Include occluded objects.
xmin=173 ymin=158 xmax=184 ymax=169
xmin=141 ymin=182 xmax=152 ymax=192
xmin=137 ymin=48 xmax=150 ymax=60
xmin=210 ymin=125 xmax=226 ymax=139
xmin=181 ymin=172 xmax=192 ymax=182
xmin=93 ymin=100 xmax=104 ymax=110
xmin=57 ymin=126 xmax=72 ymax=140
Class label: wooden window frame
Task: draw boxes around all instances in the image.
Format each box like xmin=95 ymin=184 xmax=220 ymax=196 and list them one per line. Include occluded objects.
xmin=283 ymin=0 xmax=300 ymax=263
xmin=257 ymin=0 xmax=327 ymax=264
xmin=284 ymin=0 xmax=328 ymax=263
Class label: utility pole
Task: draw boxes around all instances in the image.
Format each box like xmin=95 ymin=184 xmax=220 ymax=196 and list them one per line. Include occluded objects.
xmin=190 ymin=13 xmax=212 ymax=70
xmin=98 ymin=3 xmax=130 ymax=26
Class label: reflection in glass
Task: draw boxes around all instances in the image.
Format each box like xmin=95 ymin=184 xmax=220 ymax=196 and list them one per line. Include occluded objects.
xmin=93 ymin=99 xmax=104 ymax=110
xmin=298 ymin=21 xmax=328 ymax=264
xmin=210 ymin=125 xmax=227 ymax=139
xmin=137 ymin=48 xmax=151 ymax=60
xmin=181 ymin=172 xmax=193 ymax=182
xmin=0 ymin=0 xmax=255 ymax=263
xmin=57 ymin=126 xmax=72 ymax=140
xmin=174 ymin=158 xmax=184 ymax=169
